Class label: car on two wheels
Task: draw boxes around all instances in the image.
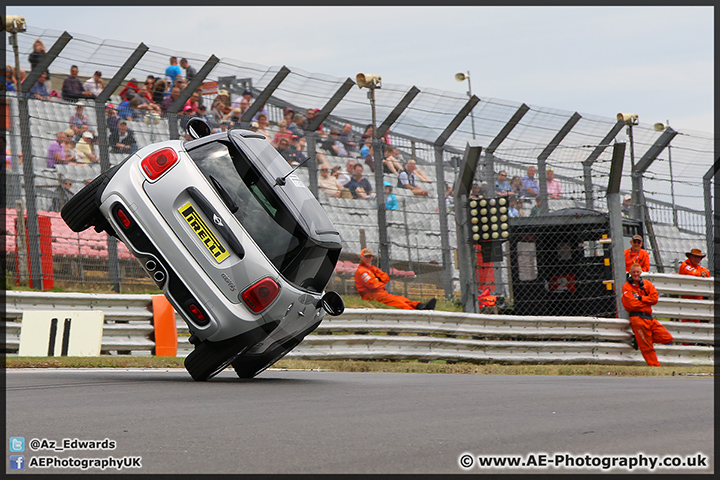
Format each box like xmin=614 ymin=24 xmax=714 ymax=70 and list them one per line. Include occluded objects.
xmin=61 ymin=119 xmax=344 ymax=380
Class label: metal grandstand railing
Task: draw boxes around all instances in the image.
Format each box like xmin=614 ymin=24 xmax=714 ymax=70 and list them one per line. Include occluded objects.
xmin=4 ymin=26 xmax=714 ymax=305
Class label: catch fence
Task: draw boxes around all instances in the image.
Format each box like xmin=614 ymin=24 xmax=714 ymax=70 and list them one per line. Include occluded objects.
xmin=3 ymin=26 xmax=714 ymax=315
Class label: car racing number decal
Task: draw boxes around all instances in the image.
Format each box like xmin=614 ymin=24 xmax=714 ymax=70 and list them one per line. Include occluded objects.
xmin=179 ymin=202 xmax=230 ymax=263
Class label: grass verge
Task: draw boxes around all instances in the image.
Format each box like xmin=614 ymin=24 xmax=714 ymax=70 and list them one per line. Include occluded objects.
xmin=5 ymin=357 xmax=713 ymax=377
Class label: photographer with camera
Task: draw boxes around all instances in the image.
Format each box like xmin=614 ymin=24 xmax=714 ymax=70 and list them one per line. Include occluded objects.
xmin=621 ymin=263 xmax=673 ymax=366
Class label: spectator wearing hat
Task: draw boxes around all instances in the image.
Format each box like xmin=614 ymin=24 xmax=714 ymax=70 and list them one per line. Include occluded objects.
xmin=62 ymin=65 xmax=94 ymax=101
xmin=678 ymin=248 xmax=710 ymax=325
xmin=75 ymin=131 xmax=99 ymax=164
xmin=354 ymin=248 xmax=436 ymax=310
xmin=546 ymin=168 xmax=562 ymax=198
xmin=83 ymin=71 xmax=105 ymax=98
xmin=384 ymin=181 xmax=398 ymax=211
xmin=193 ymin=104 xmax=211 ymax=124
xmin=624 ymin=234 xmax=650 ymax=273
xmin=622 ymin=194 xmax=632 ymax=217
xmin=109 ymin=120 xmax=137 ymax=154
xmin=69 ymin=101 xmax=89 ymax=134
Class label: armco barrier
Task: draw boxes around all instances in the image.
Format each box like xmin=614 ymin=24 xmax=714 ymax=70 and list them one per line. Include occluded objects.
xmin=2 ymin=290 xmax=714 ymax=365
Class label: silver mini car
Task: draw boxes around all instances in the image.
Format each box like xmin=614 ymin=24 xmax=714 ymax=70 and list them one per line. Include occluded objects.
xmin=62 ymin=119 xmax=344 ymax=381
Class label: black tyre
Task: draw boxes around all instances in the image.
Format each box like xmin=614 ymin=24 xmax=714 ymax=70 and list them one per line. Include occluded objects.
xmin=232 ymin=320 xmax=321 ymax=379
xmin=61 ymin=163 xmax=123 ymax=233
xmin=231 ymin=341 xmax=300 ymax=379
xmin=184 ymin=339 xmax=247 ymax=381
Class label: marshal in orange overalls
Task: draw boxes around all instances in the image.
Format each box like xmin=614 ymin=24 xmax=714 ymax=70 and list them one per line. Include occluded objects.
xmin=355 ymin=262 xmax=420 ymax=310
xmin=678 ymin=251 xmax=710 ymax=324
xmin=621 ymin=268 xmax=673 ymax=366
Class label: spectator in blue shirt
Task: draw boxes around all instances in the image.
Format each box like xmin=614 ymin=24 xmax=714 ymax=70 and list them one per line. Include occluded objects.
xmin=384 ymin=181 xmax=398 ymax=211
xmin=29 ymin=71 xmax=52 ymax=100
xmin=521 ymin=166 xmax=539 ymax=197
xmin=495 ymin=170 xmax=513 ymax=197
xmin=164 ymin=56 xmax=182 ymax=88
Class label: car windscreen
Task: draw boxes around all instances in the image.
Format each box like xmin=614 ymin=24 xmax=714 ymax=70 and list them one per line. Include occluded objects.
xmin=186 ymin=140 xmax=338 ymax=292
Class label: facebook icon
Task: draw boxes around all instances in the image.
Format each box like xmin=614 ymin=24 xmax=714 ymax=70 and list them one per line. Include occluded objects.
xmin=10 ymin=455 xmax=25 ymax=470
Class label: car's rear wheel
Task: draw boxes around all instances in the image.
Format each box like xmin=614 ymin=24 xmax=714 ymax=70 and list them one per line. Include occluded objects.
xmin=61 ymin=163 xmax=123 ymax=232
xmin=231 ymin=341 xmax=300 ymax=379
xmin=184 ymin=339 xmax=247 ymax=381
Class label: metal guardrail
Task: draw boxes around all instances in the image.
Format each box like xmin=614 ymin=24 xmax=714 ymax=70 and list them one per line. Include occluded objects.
xmin=2 ymin=290 xmax=714 ymax=365
xmin=643 ymin=273 xmax=714 ymax=321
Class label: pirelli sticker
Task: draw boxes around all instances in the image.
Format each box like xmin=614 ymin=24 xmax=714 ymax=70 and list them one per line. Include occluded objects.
xmin=179 ymin=202 xmax=230 ymax=263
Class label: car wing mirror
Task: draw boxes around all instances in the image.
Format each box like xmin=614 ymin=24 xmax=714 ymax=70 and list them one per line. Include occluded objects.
xmin=186 ymin=117 xmax=212 ymax=139
xmin=321 ymin=291 xmax=344 ymax=316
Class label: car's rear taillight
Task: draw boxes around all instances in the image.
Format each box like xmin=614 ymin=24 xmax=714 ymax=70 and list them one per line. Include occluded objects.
xmin=141 ymin=147 xmax=178 ymax=180
xmin=241 ymin=277 xmax=280 ymax=313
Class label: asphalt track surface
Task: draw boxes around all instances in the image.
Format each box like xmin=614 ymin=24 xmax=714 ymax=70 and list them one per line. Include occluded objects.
xmin=5 ymin=368 xmax=714 ymax=475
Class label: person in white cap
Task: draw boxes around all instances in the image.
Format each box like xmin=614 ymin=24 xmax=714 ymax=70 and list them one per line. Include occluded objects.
xmin=75 ymin=130 xmax=98 ymax=164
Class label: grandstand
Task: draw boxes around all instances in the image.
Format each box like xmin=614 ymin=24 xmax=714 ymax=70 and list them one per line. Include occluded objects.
xmin=4 ymin=26 xmax=713 ymax=300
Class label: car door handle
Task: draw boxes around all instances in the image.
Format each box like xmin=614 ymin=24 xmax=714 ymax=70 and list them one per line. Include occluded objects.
xmin=187 ymin=186 xmax=245 ymax=259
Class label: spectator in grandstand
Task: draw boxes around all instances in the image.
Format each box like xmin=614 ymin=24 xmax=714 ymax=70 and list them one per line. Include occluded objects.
xmin=495 ymin=170 xmax=513 ymax=197
xmin=180 ymin=105 xmax=194 ymax=132
xmin=179 ymin=58 xmax=196 ymax=83
xmin=72 ymin=123 xmax=90 ymax=144
xmin=322 ymin=127 xmax=349 ymax=157
xmin=384 ymin=182 xmax=398 ymax=211
xmin=193 ymin=104 xmax=211 ymax=123
xmin=83 ymin=71 xmax=105 ymax=98
xmin=359 ymin=139 xmax=371 ymax=160
xmin=109 ymin=120 xmax=138 ymax=154
xmin=69 ymin=101 xmax=89 ymax=134
xmin=5 ymin=65 xmax=18 ymax=92
xmin=398 ymin=160 xmax=428 ymax=197
xmin=529 ymin=196 xmax=543 ymax=217
xmin=152 ymin=79 xmax=167 ymax=105
xmin=130 ymin=90 xmax=162 ymax=118
xmin=622 ymin=194 xmax=632 ymax=217
xmin=288 ymin=113 xmax=306 ymax=138
xmin=75 ymin=130 xmax=99 ymax=164
xmin=209 ymin=97 xmax=229 ymax=127
xmin=275 ymin=138 xmax=294 ymax=165
xmin=510 ymin=175 xmax=524 ymax=198
xmin=318 ymin=164 xmax=344 ymax=198
xmin=338 ymin=159 xmax=356 ymax=188
xmin=445 ymin=184 xmax=454 ymax=213
xmin=355 ymin=248 xmax=436 ymax=310
xmin=144 ymin=75 xmax=155 ymax=90
xmin=348 ymin=163 xmax=375 ymax=199
xmin=62 ymin=137 xmax=81 ymax=164
xmin=621 ymin=262 xmax=673 ymax=366
xmin=272 ymin=119 xmax=294 ymax=147
xmin=338 ymin=123 xmax=358 ymax=154
xmin=508 ymin=196 xmax=520 ymax=217
xmin=47 ymin=131 xmax=72 ymax=168
xmin=303 ymin=108 xmax=323 ymax=132
xmin=28 ymin=39 xmax=49 ymax=78
xmin=382 ymin=145 xmax=402 ymax=174
xmin=117 ymin=93 xmax=136 ymax=121
xmin=546 ymin=168 xmax=562 ymax=198
xmin=283 ymin=107 xmax=295 ymax=126
xmin=51 ymin=178 xmax=74 ymax=212
xmin=624 ymin=234 xmax=650 ymax=272
xmin=360 ymin=124 xmax=374 ymax=145
xmin=255 ymin=113 xmax=271 ymax=140
xmin=183 ymin=90 xmax=201 ymax=114
xmin=468 ymin=183 xmax=483 ymax=200
xmin=165 ymin=56 xmax=182 ymax=87
xmin=28 ymin=71 xmax=52 ymax=100
xmin=62 ymin=65 xmax=94 ymax=101
xmin=160 ymin=86 xmax=181 ymax=115
xmin=521 ymin=166 xmax=539 ymax=197
xmin=226 ymin=107 xmax=243 ymax=130
xmin=288 ymin=135 xmax=308 ymax=165
xmin=105 ymin=104 xmax=119 ymax=134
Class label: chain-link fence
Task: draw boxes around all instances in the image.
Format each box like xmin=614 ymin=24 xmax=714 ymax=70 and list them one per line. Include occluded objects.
xmin=4 ymin=26 xmax=714 ymax=310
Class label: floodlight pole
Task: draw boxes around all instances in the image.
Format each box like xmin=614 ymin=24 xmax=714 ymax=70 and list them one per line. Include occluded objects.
xmin=368 ymin=84 xmax=390 ymax=275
